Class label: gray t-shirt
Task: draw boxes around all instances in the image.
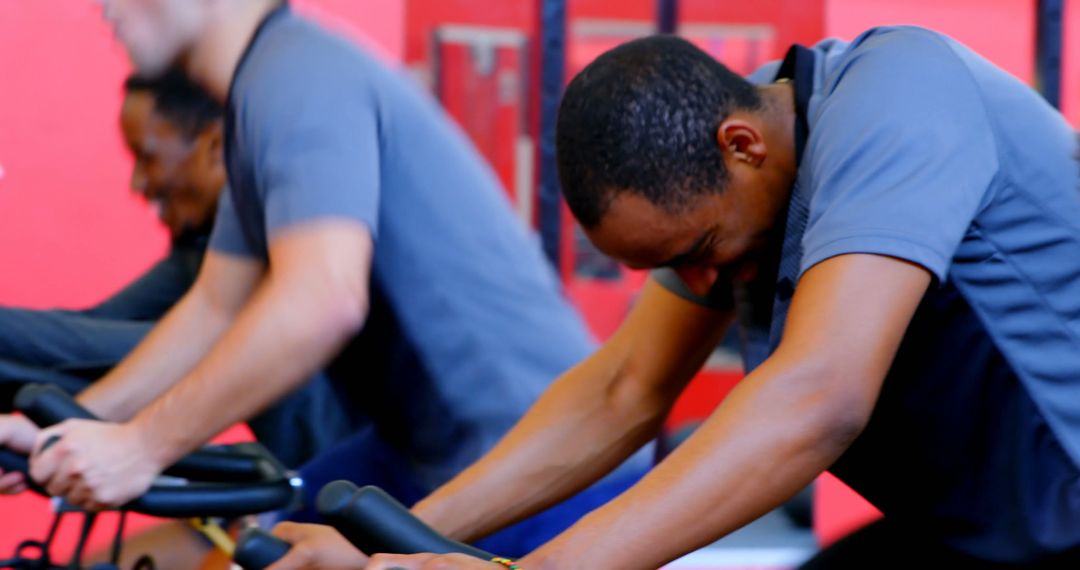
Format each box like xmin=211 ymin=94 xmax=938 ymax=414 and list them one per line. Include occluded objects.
xmin=209 ymin=7 xmax=598 ymax=489
xmin=658 ymin=27 xmax=1080 ymax=562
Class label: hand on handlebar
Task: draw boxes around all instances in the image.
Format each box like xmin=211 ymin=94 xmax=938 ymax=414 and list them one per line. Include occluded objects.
xmin=265 ymin=522 xmax=369 ymax=570
xmin=29 ymin=419 xmax=165 ymax=510
xmin=366 ymin=553 xmax=505 ymax=570
xmin=0 ymin=414 xmax=39 ymax=494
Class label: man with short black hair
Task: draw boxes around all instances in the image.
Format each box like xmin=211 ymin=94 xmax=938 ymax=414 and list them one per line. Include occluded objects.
xmin=293 ymin=30 xmax=1080 ymax=569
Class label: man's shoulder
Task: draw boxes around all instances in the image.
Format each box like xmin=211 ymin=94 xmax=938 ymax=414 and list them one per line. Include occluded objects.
xmin=805 ymin=24 xmax=992 ymax=137
xmin=824 ymin=25 xmax=958 ymax=60
xmin=817 ymin=26 xmax=969 ymax=88
xmin=235 ymin=11 xmax=386 ymax=110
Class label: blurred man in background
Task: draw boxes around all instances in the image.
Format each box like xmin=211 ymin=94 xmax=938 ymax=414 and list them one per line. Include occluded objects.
xmin=0 ymin=72 xmax=217 ymax=407
xmin=0 ymin=71 xmax=350 ymax=469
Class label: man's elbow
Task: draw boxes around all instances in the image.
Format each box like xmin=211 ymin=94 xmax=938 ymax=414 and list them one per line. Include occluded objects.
xmin=782 ymin=361 xmax=878 ymax=453
xmin=813 ymin=404 xmax=870 ymax=452
xmin=316 ymin=291 xmax=368 ymax=342
xmin=290 ymin=281 xmax=368 ymax=347
xmin=802 ymin=385 xmax=875 ymax=453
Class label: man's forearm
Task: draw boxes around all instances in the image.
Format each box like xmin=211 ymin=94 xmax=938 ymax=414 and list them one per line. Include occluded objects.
xmin=78 ymin=287 xmax=233 ymax=421
xmin=520 ymin=358 xmax=868 ymax=570
xmin=413 ymin=351 xmax=672 ymax=544
xmin=415 ymin=281 xmax=733 ymax=545
xmin=128 ymin=274 xmax=365 ymax=468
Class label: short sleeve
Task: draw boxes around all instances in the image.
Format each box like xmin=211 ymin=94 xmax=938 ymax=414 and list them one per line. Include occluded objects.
xmin=208 ymin=188 xmax=258 ymax=257
xmin=249 ymin=53 xmax=381 ymax=241
xmin=652 ymin=268 xmax=734 ymax=311
xmin=801 ymin=28 xmax=1000 ymax=282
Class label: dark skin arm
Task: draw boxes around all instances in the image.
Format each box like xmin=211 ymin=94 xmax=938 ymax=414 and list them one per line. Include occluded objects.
xmin=366 ymin=253 xmax=930 ymax=570
xmin=266 ymin=276 xmax=733 ymax=570
xmin=411 ymin=278 xmax=733 ymax=542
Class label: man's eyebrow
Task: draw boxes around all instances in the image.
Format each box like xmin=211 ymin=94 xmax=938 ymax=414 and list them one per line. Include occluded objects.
xmin=660 ymin=230 xmax=712 ymax=267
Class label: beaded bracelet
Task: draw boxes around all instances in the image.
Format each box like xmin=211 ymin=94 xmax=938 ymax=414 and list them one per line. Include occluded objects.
xmin=490 ymin=556 xmax=521 ymax=569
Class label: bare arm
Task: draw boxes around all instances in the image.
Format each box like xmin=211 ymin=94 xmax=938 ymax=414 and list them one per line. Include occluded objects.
xmin=414 ymin=279 xmax=732 ymax=543
xmin=77 ymin=251 xmax=264 ymax=421
xmin=518 ymin=254 xmax=930 ymax=570
xmin=129 ymin=220 xmax=371 ymax=468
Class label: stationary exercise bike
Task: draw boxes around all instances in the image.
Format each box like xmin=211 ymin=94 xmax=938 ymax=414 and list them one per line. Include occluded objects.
xmin=0 ymin=384 xmax=302 ymax=570
xmin=233 ymin=480 xmax=500 ymax=569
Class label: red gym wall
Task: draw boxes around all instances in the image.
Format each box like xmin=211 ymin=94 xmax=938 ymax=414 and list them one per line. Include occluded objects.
xmin=1066 ymin=0 xmax=1080 ymax=125
xmin=0 ymin=1 xmax=156 ymax=309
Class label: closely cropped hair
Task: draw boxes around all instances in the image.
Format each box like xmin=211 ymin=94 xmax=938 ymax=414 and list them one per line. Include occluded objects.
xmin=125 ymin=69 xmax=223 ymax=139
xmin=556 ymin=35 xmax=761 ymax=227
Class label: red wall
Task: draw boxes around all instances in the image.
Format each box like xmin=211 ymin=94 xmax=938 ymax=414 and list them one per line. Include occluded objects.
xmin=294 ymin=0 xmax=406 ymax=61
xmin=826 ymin=0 xmax=1036 ymax=82
xmin=1064 ymin=0 xmax=1080 ymax=126
xmin=0 ymin=1 xmax=164 ymax=310
xmin=682 ymin=0 xmax=828 ymax=59
xmin=405 ymin=0 xmax=535 ymax=64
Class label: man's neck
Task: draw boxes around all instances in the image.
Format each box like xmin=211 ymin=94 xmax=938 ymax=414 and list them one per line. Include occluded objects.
xmin=184 ymin=0 xmax=281 ymax=103
xmin=757 ymin=82 xmax=799 ymax=184
xmin=737 ymin=82 xmax=798 ymax=275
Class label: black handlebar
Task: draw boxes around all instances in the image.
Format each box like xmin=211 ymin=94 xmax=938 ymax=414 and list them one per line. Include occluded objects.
xmin=1 ymin=384 xmax=299 ymax=519
xmin=15 ymin=384 xmax=273 ymax=483
xmin=317 ymin=481 xmax=494 ymax=559
xmin=15 ymin=383 xmax=97 ymax=425
xmin=232 ymin=482 xmax=496 ymax=569
xmin=0 ymin=448 xmax=47 ymax=496
xmin=233 ymin=528 xmax=293 ymax=570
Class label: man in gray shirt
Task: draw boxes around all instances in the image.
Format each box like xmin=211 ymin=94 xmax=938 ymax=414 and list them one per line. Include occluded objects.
xmin=0 ymin=0 xmax=645 ymax=562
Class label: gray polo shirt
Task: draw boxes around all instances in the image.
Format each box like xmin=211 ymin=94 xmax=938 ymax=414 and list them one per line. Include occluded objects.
xmin=209 ymin=6 xmax=600 ymax=489
xmin=658 ymin=26 xmax=1080 ymax=562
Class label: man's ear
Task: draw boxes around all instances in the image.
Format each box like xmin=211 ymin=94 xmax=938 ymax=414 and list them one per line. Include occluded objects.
xmin=716 ymin=118 xmax=767 ymax=168
xmin=197 ymin=120 xmax=225 ymax=169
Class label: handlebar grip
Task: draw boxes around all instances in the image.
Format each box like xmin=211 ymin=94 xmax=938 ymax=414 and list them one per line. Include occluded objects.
xmin=316 ymin=481 xmax=494 ymax=559
xmin=129 ymin=480 xmax=296 ymax=518
xmin=13 ymin=384 xmax=269 ymax=483
xmin=167 ymin=446 xmax=276 ymax=483
xmin=0 ymin=445 xmax=295 ymax=517
xmin=0 ymin=448 xmax=47 ymax=495
xmin=14 ymin=383 xmax=95 ymax=427
xmin=0 ymin=448 xmax=27 ymax=473
xmin=234 ymin=528 xmax=292 ymax=570
xmin=4 ymin=387 xmax=298 ymax=518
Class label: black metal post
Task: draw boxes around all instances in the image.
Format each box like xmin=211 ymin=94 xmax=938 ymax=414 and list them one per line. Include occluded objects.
xmin=537 ymin=0 xmax=567 ymax=268
xmin=657 ymin=0 xmax=679 ymax=34
xmin=1036 ymin=0 xmax=1064 ymax=108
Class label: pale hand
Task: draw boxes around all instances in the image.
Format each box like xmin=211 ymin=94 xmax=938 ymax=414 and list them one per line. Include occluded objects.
xmin=29 ymin=419 xmax=165 ymax=510
xmin=0 ymin=414 xmax=39 ymax=494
